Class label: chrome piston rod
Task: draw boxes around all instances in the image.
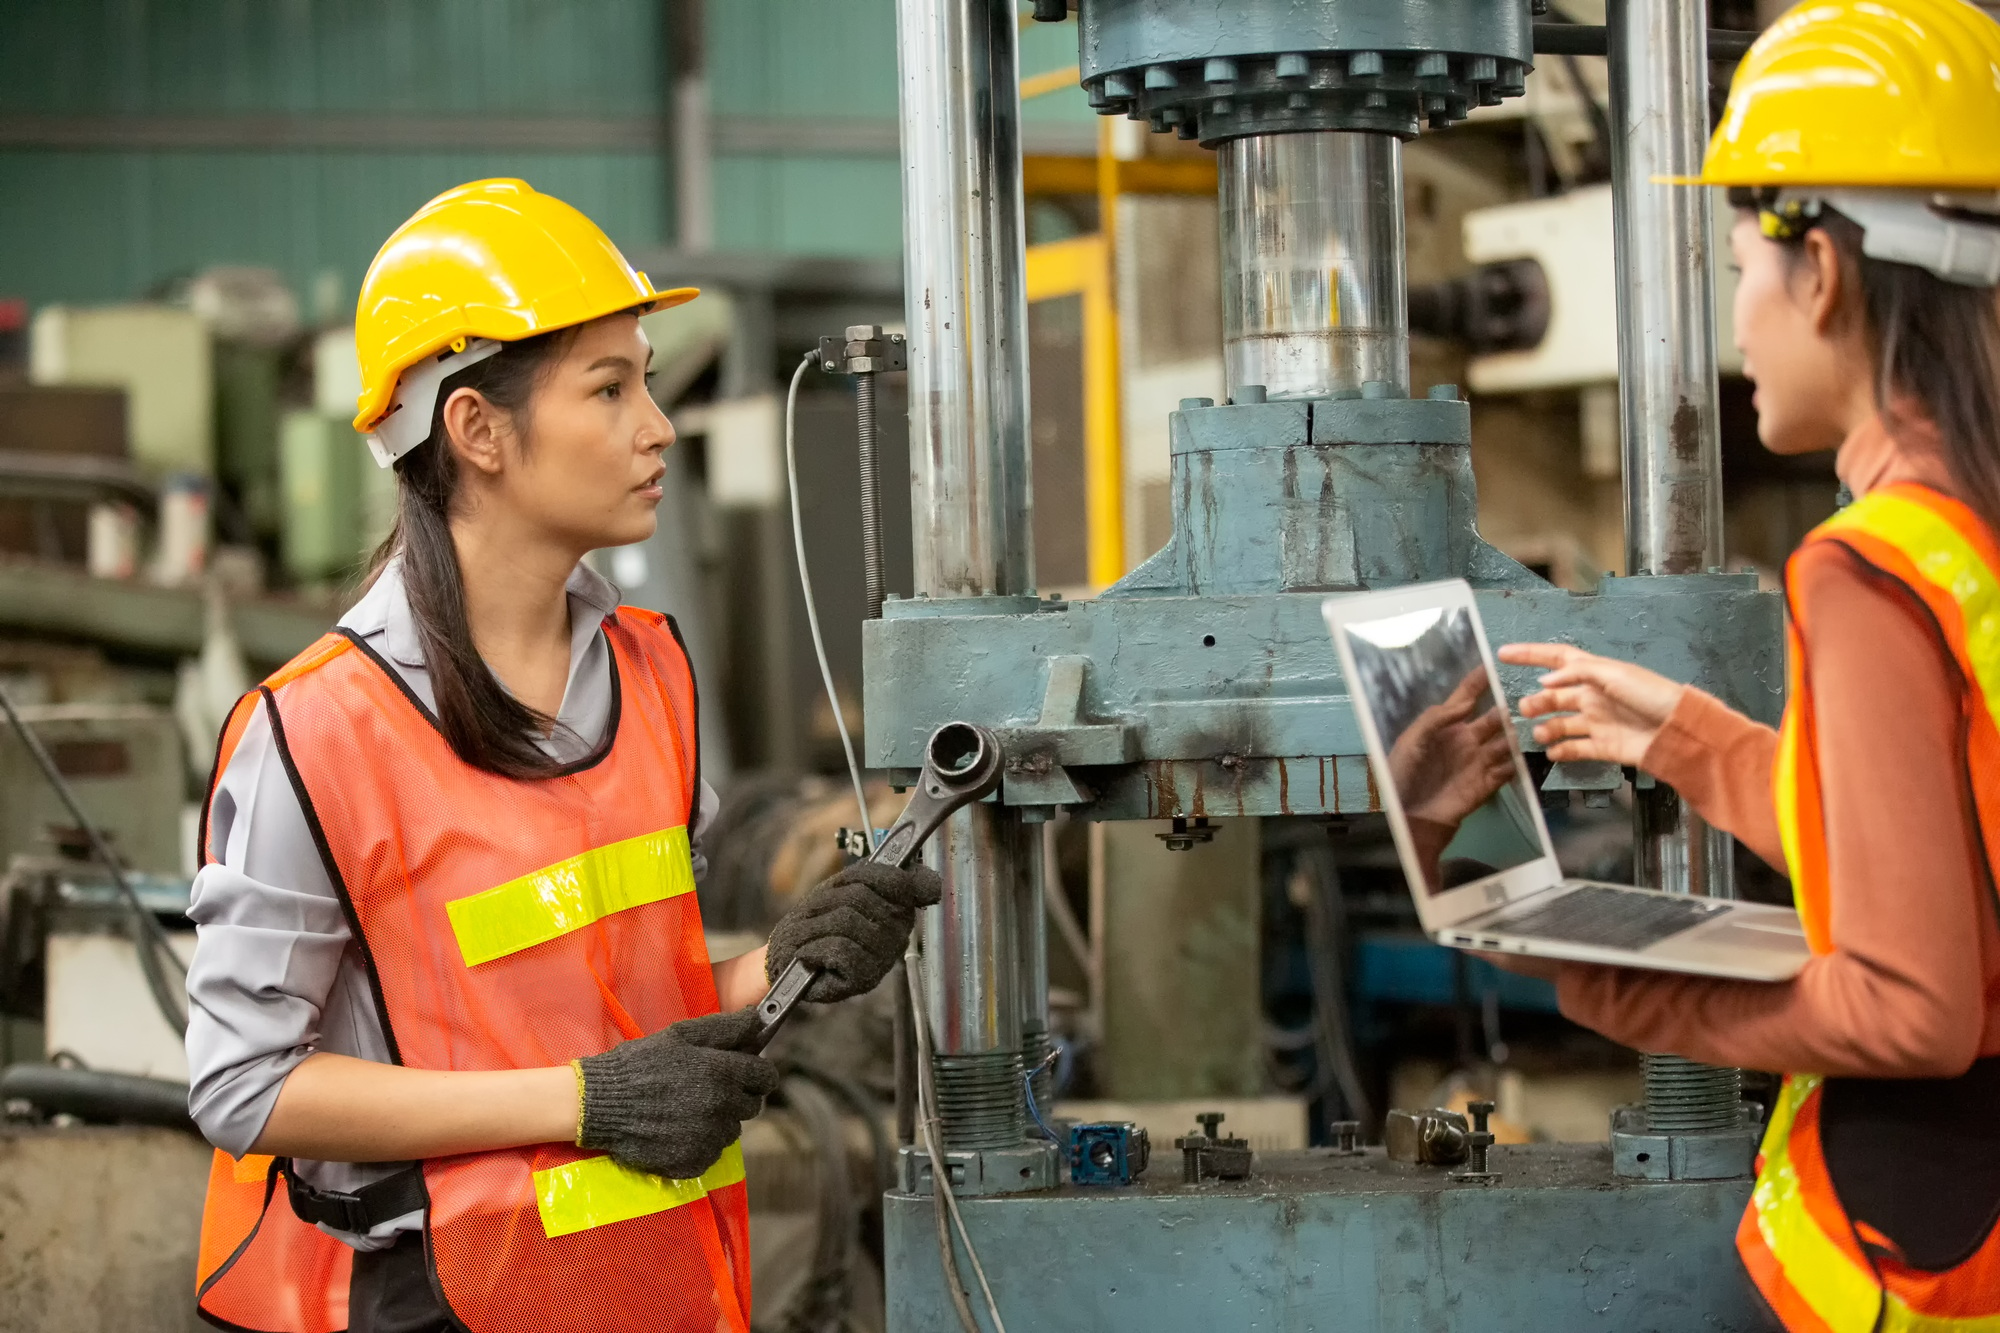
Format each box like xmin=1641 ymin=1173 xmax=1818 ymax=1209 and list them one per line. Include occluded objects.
xmin=1218 ymin=131 xmax=1409 ymax=401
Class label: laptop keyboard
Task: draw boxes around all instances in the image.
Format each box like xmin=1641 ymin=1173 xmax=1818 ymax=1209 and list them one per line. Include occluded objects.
xmin=1485 ymin=886 xmax=1730 ymax=952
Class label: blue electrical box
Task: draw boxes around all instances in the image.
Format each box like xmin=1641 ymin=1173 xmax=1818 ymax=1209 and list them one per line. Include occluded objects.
xmin=1069 ymin=1122 xmax=1150 ymax=1186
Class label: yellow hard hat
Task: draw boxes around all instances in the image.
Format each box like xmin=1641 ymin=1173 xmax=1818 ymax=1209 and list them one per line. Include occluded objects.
xmin=352 ymin=178 xmax=695 ymax=441
xmin=1700 ymin=0 xmax=2000 ymax=190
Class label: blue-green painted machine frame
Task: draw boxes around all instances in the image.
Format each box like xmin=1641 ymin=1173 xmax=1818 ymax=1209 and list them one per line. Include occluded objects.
xmin=869 ymin=396 xmax=1781 ymax=1332
xmin=863 ymin=395 xmax=1783 ymax=818
xmin=887 ymin=1147 xmax=1767 ymax=1331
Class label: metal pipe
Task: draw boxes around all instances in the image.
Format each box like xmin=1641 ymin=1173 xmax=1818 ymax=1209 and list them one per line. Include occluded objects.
xmin=1609 ymin=0 xmax=1723 ymax=577
xmin=1608 ymin=0 xmax=1742 ymax=1137
xmin=896 ymin=0 xmax=1034 ymax=600
xmin=1016 ymin=817 xmax=1053 ymax=1116
xmin=921 ymin=803 xmax=1025 ymax=1148
xmin=896 ymin=0 xmax=1037 ymax=1153
xmin=1218 ymin=132 xmax=1409 ymax=401
xmin=1608 ymin=0 xmax=1735 ymax=907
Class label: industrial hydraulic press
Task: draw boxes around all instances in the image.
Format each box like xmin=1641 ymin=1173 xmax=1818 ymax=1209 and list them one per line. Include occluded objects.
xmin=870 ymin=1 xmax=1778 ymax=1327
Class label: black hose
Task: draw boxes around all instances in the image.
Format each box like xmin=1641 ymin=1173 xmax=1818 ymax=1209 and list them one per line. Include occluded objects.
xmin=0 ymin=684 xmax=188 ymax=1035
xmin=856 ymin=374 xmax=885 ymax=622
xmin=786 ymin=1056 xmax=895 ymax=1205
xmin=1532 ymin=23 xmax=1757 ymax=61
xmin=1 ymin=1062 xmax=196 ymax=1132
xmin=1298 ymin=838 xmax=1374 ymax=1131
xmin=757 ymin=1074 xmax=855 ymax=1333
xmin=893 ymin=961 xmax=916 ymax=1148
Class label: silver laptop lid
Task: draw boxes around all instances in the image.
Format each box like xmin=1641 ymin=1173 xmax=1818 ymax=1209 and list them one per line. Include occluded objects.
xmin=1325 ymin=581 xmax=1563 ymax=929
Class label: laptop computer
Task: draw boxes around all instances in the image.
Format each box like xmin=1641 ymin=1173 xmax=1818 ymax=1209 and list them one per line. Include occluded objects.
xmin=1324 ymin=579 xmax=1808 ymax=982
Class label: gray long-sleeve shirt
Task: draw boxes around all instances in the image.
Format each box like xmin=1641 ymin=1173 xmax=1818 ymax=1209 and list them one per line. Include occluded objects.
xmin=183 ymin=559 xmax=716 ymax=1248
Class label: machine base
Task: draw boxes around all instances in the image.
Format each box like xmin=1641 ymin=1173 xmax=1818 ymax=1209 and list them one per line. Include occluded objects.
xmin=885 ymin=1143 xmax=1764 ymax=1332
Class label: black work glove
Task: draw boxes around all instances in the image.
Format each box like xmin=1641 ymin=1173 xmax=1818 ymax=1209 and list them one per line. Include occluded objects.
xmin=764 ymin=860 xmax=943 ymax=1003
xmin=576 ymin=1007 xmax=779 ymax=1179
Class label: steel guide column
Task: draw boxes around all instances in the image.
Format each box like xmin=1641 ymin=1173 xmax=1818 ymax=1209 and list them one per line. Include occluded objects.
xmin=1606 ymin=0 xmax=1750 ymax=1176
xmin=894 ymin=0 xmax=1043 ymax=1170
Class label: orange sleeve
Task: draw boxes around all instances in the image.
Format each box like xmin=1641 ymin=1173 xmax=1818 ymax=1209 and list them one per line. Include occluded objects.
xmin=1639 ymin=688 xmax=1785 ymax=870
xmin=1557 ymin=540 xmax=1993 ymax=1077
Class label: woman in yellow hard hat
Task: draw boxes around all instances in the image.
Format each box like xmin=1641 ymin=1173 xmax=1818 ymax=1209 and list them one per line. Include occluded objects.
xmin=178 ymin=180 xmax=937 ymax=1333
xmin=1496 ymin=0 xmax=2000 ymax=1327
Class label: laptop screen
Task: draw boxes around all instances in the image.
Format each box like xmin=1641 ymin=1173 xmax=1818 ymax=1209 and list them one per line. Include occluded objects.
xmin=1340 ymin=604 xmax=1544 ymax=896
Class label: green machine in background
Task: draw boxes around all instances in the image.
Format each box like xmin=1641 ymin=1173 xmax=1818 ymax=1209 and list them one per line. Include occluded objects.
xmin=278 ymin=408 xmax=394 ymax=587
xmin=871 ymin=1 xmax=1772 ymax=1328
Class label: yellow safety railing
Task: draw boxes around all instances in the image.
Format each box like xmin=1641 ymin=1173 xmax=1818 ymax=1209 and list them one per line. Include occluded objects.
xmin=1017 ymin=65 xmax=1216 ymax=584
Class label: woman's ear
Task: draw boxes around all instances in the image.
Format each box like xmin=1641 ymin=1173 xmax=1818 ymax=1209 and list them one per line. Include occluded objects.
xmin=1799 ymin=229 xmax=1847 ymax=337
xmin=440 ymin=386 xmax=507 ymax=478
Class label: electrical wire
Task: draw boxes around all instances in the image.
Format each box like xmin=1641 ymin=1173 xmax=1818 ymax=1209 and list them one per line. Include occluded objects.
xmin=782 ymin=347 xmax=1003 ymax=1333
xmin=783 ymin=351 xmax=873 ymax=845
xmin=0 ymin=683 xmax=188 ymax=1035
xmin=908 ymin=950 xmax=1008 ymax=1333
xmin=1021 ymin=1048 xmax=1060 ymax=1142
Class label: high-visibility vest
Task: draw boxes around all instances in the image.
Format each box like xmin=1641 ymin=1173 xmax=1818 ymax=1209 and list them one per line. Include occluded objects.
xmin=191 ymin=608 xmax=751 ymax=1333
xmin=1745 ymin=482 xmax=2000 ymax=1331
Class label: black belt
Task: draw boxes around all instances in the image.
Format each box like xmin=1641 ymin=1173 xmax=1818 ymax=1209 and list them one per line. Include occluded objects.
xmin=281 ymin=1160 xmax=428 ymax=1234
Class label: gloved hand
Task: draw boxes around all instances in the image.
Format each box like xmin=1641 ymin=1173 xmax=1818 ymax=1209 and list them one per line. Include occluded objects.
xmin=764 ymin=860 xmax=943 ymax=1003
xmin=576 ymin=1007 xmax=779 ymax=1179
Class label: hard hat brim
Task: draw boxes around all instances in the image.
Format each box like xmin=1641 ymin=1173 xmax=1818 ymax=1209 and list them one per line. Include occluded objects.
xmin=353 ymin=283 xmax=700 ymax=435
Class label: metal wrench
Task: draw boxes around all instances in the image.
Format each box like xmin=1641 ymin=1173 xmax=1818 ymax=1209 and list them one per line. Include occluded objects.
xmin=749 ymin=721 xmax=1003 ymax=1051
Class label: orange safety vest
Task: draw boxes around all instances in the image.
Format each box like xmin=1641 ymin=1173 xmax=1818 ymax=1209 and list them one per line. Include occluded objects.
xmin=1744 ymin=482 xmax=2000 ymax=1331
xmin=192 ymin=608 xmax=751 ymax=1333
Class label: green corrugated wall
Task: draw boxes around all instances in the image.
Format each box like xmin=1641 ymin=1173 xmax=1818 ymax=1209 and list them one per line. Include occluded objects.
xmin=0 ymin=0 xmax=668 ymax=309
xmin=0 ymin=0 xmax=1096 ymax=310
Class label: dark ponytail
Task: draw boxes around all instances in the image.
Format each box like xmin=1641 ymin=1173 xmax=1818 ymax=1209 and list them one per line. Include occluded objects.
xmin=366 ymin=329 xmax=577 ymax=778
xmin=1789 ymin=208 xmax=2000 ymax=536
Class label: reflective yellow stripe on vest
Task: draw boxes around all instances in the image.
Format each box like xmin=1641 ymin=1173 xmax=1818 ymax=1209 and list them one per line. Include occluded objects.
xmin=1820 ymin=489 xmax=2000 ymax=734
xmin=1748 ymin=1077 xmax=1885 ymax=1333
xmin=446 ymin=826 xmax=696 ymax=967
xmin=534 ymin=1141 xmax=746 ymax=1239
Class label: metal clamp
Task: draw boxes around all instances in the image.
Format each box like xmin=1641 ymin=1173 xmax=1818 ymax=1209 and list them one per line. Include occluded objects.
xmin=1450 ymin=1100 xmax=1499 ymax=1184
xmin=1385 ymin=1107 xmax=1469 ymax=1166
xmin=1174 ymin=1111 xmax=1254 ymax=1183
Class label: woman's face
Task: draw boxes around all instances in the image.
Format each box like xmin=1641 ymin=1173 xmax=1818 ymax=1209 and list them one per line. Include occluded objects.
xmin=1729 ymin=212 xmax=1854 ymax=456
xmin=484 ymin=312 xmax=674 ymax=552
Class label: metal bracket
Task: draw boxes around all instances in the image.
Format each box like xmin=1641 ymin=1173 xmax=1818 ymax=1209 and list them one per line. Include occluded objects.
xmin=818 ymin=327 xmax=907 ymax=376
xmin=997 ymin=655 xmax=1136 ymax=806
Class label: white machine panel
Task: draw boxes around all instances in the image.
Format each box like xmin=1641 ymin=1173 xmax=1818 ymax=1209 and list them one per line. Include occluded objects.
xmin=1464 ymin=185 xmax=1742 ymax=393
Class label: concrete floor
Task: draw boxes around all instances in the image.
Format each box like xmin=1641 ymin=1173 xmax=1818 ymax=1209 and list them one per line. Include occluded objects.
xmin=0 ymin=1126 xmax=210 ymax=1333
xmin=0 ymin=1116 xmax=876 ymax=1331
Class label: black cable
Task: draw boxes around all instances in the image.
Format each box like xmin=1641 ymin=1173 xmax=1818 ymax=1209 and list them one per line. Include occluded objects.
xmin=1531 ymin=23 xmax=1757 ymax=61
xmin=0 ymin=683 xmax=187 ymax=1035
xmin=0 ymin=1062 xmax=195 ymax=1132
xmin=893 ymin=960 xmax=916 ymax=1147
xmin=1558 ymin=53 xmax=1615 ymax=182
xmin=1298 ymin=838 xmax=1374 ymax=1131
xmin=785 ymin=1054 xmax=896 ymax=1279
xmin=756 ymin=1074 xmax=855 ymax=1333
